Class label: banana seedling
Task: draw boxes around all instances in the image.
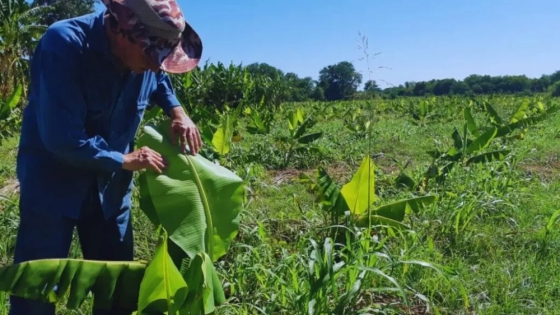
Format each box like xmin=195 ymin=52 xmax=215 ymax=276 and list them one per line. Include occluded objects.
xmin=277 ymin=108 xmax=323 ymax=168
xmin=412 ymin=100 xmax=560 ymax=191
xmin=343 ymin=108 xmax=371 ymax=139
xmin=244 ymin=97 xmax=274 ymax=135
xmin=299 ymin=155 xmax=437 ymax=231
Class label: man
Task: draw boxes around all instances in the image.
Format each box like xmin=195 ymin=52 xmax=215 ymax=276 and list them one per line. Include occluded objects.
xmin=9 ymin=0 xmax=202 ymax=313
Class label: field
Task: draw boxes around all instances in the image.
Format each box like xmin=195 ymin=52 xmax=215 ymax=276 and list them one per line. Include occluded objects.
xmin=1 ymin=94 xmax=560 ymax=314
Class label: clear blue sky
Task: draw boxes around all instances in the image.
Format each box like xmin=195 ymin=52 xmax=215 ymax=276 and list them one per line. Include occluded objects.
xmin=95 ymin=0 xmax=560 ymax=89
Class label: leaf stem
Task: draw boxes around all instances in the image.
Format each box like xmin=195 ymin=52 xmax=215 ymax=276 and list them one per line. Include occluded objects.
xmin=185 ymin=155 xmax=214 ymax=261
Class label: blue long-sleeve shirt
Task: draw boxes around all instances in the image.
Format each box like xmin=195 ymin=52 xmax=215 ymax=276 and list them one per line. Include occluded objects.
xmin=16 ymin=10 xmax=181 ymax=220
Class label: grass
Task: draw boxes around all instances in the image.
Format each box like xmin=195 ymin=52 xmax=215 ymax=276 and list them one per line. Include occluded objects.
xmin=1 ymin=95 xmax=560 ymax=314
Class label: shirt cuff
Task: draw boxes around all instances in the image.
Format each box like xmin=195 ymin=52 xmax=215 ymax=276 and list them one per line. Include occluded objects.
xmin=103 ymin=151 xmax=125 ymax=173
xmin=157 ymin=93 xmax=181 ymax=115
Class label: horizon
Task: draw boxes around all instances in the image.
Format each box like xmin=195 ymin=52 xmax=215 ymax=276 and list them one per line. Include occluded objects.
xmin=93 ymin=0 xmax=560 ymax=89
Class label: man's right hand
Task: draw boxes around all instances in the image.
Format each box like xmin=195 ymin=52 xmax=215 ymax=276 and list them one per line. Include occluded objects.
xmin=122 ymin=146 xmax=168 ymax=174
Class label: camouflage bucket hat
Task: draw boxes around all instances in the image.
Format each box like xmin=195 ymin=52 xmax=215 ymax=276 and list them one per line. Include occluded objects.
xmin=102 ymin=0 xmax=202 ymax=73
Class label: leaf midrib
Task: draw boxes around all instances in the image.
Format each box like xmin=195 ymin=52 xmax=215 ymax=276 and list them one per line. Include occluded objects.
xmin=185 ymin=155 xmax=214 ymax=261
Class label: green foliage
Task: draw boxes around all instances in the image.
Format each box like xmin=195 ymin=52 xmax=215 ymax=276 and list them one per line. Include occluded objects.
xmin=0 ymin=84 xmax=23 ymax=144
xmin=31 ymin=0 xmax=95 ymax=26
xmin=380 ymin=72 xmax=560 ymax=99
xmin=548 ymin=81 xmax=560 ymax=97
xmin=342 ymin=107 xmax=372 ymax=139
xmin=278 ymin=108 xmax=323 ymax=168
xmin=0 ymin=0 xmax=53 ymax=98
xmin=172 ymin=61 xmax=316 ymax=112
xmin=396 ymin=97 xmax=560 ymax=191
xmin=300 ymin=156 xmax=437 ymax=231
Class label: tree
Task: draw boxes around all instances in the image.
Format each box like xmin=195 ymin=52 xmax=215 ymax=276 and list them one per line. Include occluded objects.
xmin=318 ymin=61 xmax=362 ymax=101
xmin=0 ymin=0 xmax=53 ymax=98
xmin=32 ymin=0 xmax=96 ymax=26
xmin=432 ymin=78 xmax=456 ymax=96
xmin=245 ymin=62 xmax=284 ymax=79
xmin=364 ymin=80 xmax=380 ymax=92
xmin=284 ymin=72 xmax=314 ymax=102
xmin=549 ymin=81 xmax=560 ymax=97
xmin=449 ymin=81 xmax=470 ymax=95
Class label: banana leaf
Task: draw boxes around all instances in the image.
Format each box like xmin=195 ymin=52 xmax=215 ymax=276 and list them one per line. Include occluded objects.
xmin=341 ymin=156 xmax=375 ymax=215
xmin=0 ymin=259 xmax=146 ymax=312
xmin=178 ymin=252 xmax=226 ymax=314
xmin=136 ymin=120 xmax=245 ymax=263
xmin=0 ymin=231 xmax=221 ymax=314
xmin=137 ymin=229 xmax=188 ymax=314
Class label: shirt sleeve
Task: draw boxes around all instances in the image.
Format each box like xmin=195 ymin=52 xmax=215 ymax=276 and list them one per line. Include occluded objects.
xmin=34 ymin=27 xmax=125 ymax=173
xmin=150 ymin=70 xmax=181 ymax=114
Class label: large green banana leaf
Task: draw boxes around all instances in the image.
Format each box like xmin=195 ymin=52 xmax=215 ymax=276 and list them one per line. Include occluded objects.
xmin=136 ymin=120 xmax=244 ymax=263
xmin=0 ymin=258 xmax=146 ymax=312
xmin=0 ymin=231 xmax=223 ymax=314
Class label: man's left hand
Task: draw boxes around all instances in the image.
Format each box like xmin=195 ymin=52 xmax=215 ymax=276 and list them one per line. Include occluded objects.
xmin=168 ymin=106 xmax=202 ymax=155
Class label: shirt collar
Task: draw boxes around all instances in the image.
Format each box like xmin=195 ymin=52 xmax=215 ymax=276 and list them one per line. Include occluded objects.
xmin=88 ymin=10 xmax=122 ymax=69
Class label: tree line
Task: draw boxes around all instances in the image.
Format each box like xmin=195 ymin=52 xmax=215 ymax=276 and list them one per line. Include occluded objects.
xmin=379 ymin=72 xmax=560 ymax=99
xmin=235 ymin=61 xmax=560 ymax=102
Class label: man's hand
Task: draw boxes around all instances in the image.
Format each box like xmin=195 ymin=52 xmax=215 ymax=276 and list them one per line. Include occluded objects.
xmin=122 ymin=146 xmax=168 ymax=174
xmin=168 ymin=106 xmax=202 ymax=155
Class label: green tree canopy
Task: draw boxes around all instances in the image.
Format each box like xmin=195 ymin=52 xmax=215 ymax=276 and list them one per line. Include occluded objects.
xmin=318 ymin=61 xmax=362 ymax=101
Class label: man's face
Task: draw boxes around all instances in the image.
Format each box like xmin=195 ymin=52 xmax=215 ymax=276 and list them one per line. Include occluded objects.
xmin=114 ymin=33 xmax=161 ymax=74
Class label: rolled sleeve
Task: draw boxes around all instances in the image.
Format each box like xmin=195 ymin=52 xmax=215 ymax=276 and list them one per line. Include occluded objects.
xmin=35 ymin=27 xmax=125 ymax=173
xmin=151 ymin=71 xmax=181 ymax=114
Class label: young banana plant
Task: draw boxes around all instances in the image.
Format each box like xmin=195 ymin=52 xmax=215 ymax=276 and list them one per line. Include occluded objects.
xmin=299 ymin=155 xmax=436 ymax=230
xmin=278 ymin=108 xmax=323 ymax=168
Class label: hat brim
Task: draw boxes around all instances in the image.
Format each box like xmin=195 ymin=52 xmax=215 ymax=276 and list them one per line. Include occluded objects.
xmin=158 ymin=22 xmax=202 ymax=74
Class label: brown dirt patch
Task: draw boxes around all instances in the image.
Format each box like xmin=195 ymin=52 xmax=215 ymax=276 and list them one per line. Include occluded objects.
xmin=0 ymin=178 xmax=19 ymax=198
xmin=266 ymin=155 xmax=402 ymax=186
xmin=518 ymin=159 xmax=560 ymax=181
xmin=267 ymin=168 xmax=302 ymax=185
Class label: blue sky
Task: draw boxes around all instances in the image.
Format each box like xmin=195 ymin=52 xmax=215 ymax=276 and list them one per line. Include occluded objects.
xmin=95 ymin=0 xmax=560 ymax=89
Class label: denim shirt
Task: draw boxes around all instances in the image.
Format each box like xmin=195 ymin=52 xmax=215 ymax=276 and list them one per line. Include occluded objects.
xmin=16 ymin=10 xmax=181 ymax=220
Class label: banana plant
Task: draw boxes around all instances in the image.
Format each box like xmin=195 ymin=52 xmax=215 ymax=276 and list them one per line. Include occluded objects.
xmin=479 ymin=98 xmax=560 ymax=141
xmin=277 ymin=108 xmax=323 ymax=168
xmin=244 ymin=100 xmax=274 ymax=135
xmin=397 ymin=100 xmax=560 ymax=191
xmin=193 ymin=104 xmax=244 ymax=163
xmin=299 ymin=156 xmax=437 ymax=229
xmin=0 ymin=119 xmax=245 ymax=314
xmin=419 ymin=99 xmax=559 ymax=189
xmin=343 ymin=107 xmax=371 ymax=139
xmin=409 ymin=98 xmax=434 ymax=126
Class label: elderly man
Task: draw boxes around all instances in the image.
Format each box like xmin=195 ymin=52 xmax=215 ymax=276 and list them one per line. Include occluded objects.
xmin=9 ymin=0 xmax=202 ymax=313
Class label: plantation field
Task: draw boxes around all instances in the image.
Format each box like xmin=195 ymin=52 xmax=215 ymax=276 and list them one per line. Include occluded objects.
xmin=2 ymin=94 xmax=560 ymax=314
